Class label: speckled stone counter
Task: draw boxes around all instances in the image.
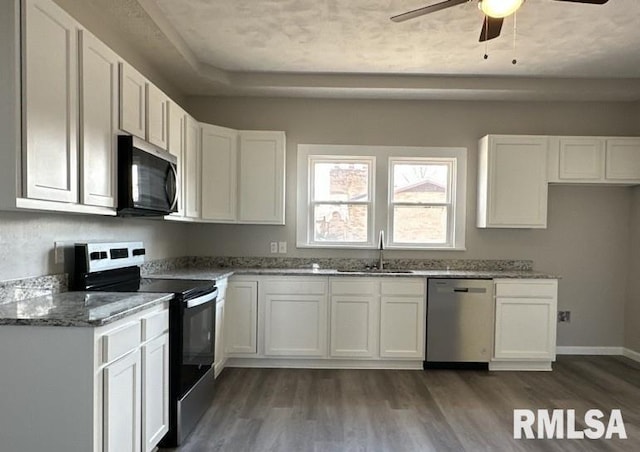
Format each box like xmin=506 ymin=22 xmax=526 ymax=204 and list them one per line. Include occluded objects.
xmin=147 ymin=267 xmax=558 ymax=280
xmin=0 ymin=291 xmax=173 ymax=327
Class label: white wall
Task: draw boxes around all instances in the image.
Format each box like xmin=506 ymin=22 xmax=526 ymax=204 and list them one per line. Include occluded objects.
xmin=0 ymin=211 xmax=187 ymax=280
xmin=184 ymin=96 xmax=639 ymax=347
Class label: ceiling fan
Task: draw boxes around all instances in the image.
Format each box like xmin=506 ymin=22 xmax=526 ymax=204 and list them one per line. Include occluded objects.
xmin=391 ymin=0 xmax=610 ymax=42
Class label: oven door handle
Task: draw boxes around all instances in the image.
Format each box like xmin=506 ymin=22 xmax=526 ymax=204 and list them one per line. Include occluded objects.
xmin=186 ymin=288 xmax=218 ymax=309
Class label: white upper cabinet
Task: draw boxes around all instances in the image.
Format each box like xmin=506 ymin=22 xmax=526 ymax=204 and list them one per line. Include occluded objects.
xmin=477 ymin=135 xmax=549 ymax=229
xmin=119 ymin=62 xmax=147 ymax=139
xmin=184 ymin=115 xmax=201 ymax=219
xmin=201 ymin=124 xmax=238 ymax=221
xmin=146 ymin=84 xmax=169 ymax=150
xmin=548 ymin=136 xmax=640 ymax=184
xmin=79 ymin=29 xmax=118 ymax=208
xmin=556 ymin=137 xmax=604 ymax=181
xmin=605 ymin=138 xmax=640 ymax=181
xmin=24 ymin=0 xmax=79 ymax=203
xmin=167 ymin=101 xmax=186 ymax=217
xmin=238 ymin=131 xmax=286 ymax=224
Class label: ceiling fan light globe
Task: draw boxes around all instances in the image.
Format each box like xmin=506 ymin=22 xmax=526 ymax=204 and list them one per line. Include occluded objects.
xmin=478 ymin=0 xmax=524 ymax=18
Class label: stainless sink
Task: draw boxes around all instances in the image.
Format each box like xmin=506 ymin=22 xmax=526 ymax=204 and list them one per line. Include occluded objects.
xmin=336 ymin=269 xmax=414 ymax=274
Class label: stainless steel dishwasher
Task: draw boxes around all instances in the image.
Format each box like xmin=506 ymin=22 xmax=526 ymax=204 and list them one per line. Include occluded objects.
xmin=426 ymin=279 xmax=494 ymax=367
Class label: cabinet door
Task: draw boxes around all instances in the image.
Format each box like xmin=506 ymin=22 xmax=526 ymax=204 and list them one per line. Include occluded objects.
xmin=214 ymin=298 xmax=225 ymax=377
xmin=184 ymin=116 xmax=201 ymax=219
xmin=24 ymin=0 xmax=78 ymax=203
xmin=494 ymin=297 xmax=556 ymax=360
xmin=238 ymin=131 xmax=286 ymax=224
xmin=264 ymin=293 xmax=327 ymax=356
xmin=167 ymin=102 xmax=186 ymax=217
xmin=104 ymin=350 xmax=142 ymax=452
xmin=142 ymin=334 xmax=169 ymax=452
xmin=225 ymin=281 xmax=258 ymax=355
xmin=119 ymin=62 xmax=146 ymax=139
xmin=478 ymin=135 xmax=548 ymax=228
xmin=330 ymin=296 xmax=378 ymax=358
xmin=558 ymin=137 xmax=604 ymax=181
xmin=605 ymin=138 xmax=640 ymax=181
xmin=380 ymin=296 xmax=425 ymax=359
xmin=79 ymin=29 xmax=118 ymax=208
xmin=146 ymin=84 xmax=169 ymax=150
xmin=201 ymin=124 xmax=238 ymax=221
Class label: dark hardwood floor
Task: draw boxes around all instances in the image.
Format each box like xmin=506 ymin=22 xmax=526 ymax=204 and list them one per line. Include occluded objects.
xmin=167 ymin=356 xmax=640 ymax=452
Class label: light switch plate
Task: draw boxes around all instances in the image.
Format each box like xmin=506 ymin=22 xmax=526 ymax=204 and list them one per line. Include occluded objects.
xmin=278 ymin=241 xmax=287 ymax=254
xmin=270 ymin=242 xmax=278 ymax=253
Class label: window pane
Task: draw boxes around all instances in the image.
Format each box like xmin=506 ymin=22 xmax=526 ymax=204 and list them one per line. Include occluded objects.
xmin=314 ymin=204 xmax=368 ymax=242
xmin=392 ymin=163 xmax=449 ymax=203
xmin=393 ymin=206 xmax=448 ymax=244
xmin=313 ymin=162 xmax=369 ymax=202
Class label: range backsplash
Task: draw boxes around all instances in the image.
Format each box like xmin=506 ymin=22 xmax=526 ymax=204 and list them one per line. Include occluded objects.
xmin=142 ymin=256 xmax=533 ymax=273
xmin=1 ymin=257 xmax=533 ymax=304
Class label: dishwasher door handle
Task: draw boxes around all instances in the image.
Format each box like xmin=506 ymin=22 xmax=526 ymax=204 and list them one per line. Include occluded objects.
xmin=453 ymin=288 xmax=469 ymax=293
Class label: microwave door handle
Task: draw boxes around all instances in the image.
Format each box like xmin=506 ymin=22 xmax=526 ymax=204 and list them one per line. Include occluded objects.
xmin=186 ymin=288 xmax=218 ymax=309
xmin=166 ymin=164 xmax=179 ymax=211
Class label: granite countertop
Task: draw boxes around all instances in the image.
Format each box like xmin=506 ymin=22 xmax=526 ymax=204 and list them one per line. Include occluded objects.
xmin=147 ymin=267 xmax=558 ymax=280
xmin=0 ymin=291 xmax=174 ymax=327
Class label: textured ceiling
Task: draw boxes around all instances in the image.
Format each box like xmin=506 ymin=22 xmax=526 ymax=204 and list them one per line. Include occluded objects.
xmin=60 ymin=0 xmax=640 ymax=100
xmin=151 ymin=0 xmax=640 ymax=78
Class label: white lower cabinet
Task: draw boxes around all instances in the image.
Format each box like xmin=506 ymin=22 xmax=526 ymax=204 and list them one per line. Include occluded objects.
xmin=225 ymin=279 xmax=258 ymax=355
xmin=141 ymin=333 xmax=169 ymax=452
xmin=213 ymin=278 xmax=228 ymax=377
xmin=329 ymin=279 xmax=378 ymax=358
xmin=0 ymin=302 xmax=168 ymax=452
xmin=492 ymin=279 xmax=558 ymax=371
xmin=379 ymin=280 xmax=426 ymax=359
xmin=104 ymin=349 xmax=142 ymax=452
xmin=262 ymin=278 xmax=328 ymax=357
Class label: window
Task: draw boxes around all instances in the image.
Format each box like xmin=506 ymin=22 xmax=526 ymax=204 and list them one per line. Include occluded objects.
xmin=309 ymin=157 xmax=374 ymax=245
xmin=297 ymin=145 xmax=466 ymax=250
xmin=389 ymin=159 xmax=454 ymax=247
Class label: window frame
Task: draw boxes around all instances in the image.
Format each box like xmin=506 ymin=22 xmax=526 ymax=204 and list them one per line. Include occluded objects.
xmin=297 ymin=144 xmax=467 ymax=250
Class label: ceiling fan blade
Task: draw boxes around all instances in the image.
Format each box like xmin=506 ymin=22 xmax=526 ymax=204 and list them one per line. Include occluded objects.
xmin=390 ymin=0 xmax=469 ymax=23
xmin=479 ymin=16 xmax=503 ymax=42
xmin=552 ymin=0 xmax=609 ymax=4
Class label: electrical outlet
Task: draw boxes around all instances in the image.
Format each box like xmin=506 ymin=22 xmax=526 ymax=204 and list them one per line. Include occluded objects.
xmin=54 ymin=241 xmax=65 ymax=264
xmin=270 ymin=242 xmax=278 ymax=253
xmin=278 ymin=241 xmax=287 ymax=254
xmin=558 ymin=311 xmax=571 ymax=323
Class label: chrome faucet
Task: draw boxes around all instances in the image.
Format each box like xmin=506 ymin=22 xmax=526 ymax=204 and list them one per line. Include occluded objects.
xmin=378 ymin=230 xmax=385 ymax=270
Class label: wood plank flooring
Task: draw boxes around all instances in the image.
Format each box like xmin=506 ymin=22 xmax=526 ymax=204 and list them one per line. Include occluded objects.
xmin=166 ymin=356 xmax=640 ymax=452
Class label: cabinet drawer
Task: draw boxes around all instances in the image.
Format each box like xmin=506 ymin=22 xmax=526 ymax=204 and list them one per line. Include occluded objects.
xmin=262 ymin=279 xmax=326 ymax=295
xmin=495 ymin=280 xmax=557 ymax=298
xmin=381 ymin=279 xmax=425 ymax=296
xmin=102 ymin=321 xmax=141 ymax=363
xmin=141 ymin=309 xmax=168 ymax=341
xmin=330 ymin=278 xmax=377 ymax=295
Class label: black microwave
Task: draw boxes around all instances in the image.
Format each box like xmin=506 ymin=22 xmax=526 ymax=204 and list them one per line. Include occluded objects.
xmin=117 ymin=135 xmax=178 ymax=216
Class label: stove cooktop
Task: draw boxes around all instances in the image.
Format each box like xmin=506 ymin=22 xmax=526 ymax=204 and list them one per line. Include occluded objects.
xmin=98 ymin=277 xmax=216 ymax=299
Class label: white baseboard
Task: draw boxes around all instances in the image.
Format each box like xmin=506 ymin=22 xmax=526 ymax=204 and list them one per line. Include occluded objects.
xmin=556 ymin=346 xmax=640 ymax=363
xmin=623 ymin=348 xmax=640 ymax=363
xmin=556 ymin=346 xmax=624 ymax=356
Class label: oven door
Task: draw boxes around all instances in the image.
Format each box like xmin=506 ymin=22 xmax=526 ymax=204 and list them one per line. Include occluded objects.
xmin=179 ymin=289 xmax=217 ymax=398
